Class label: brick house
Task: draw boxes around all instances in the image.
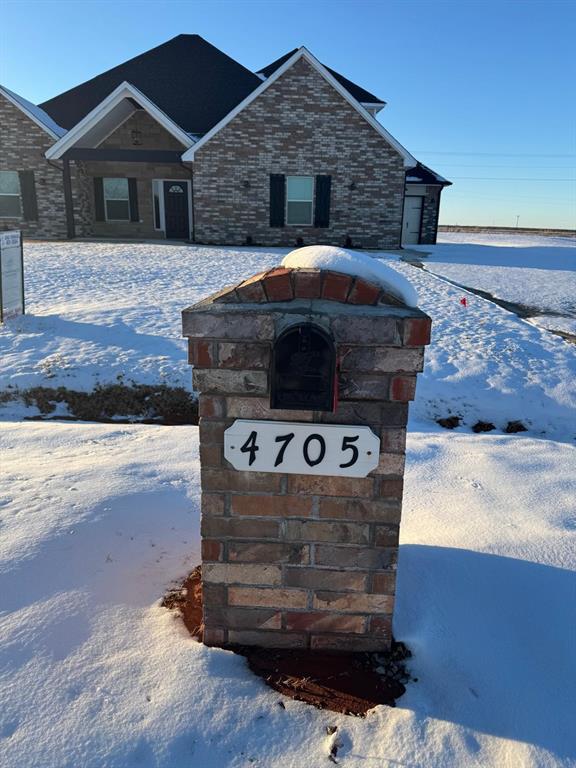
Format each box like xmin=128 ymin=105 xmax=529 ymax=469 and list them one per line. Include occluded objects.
xmin=1 ymin=35 xmax=450 ymax=248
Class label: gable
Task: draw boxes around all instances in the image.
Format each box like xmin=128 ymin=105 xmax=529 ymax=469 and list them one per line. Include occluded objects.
xmin=99 ymin=110 xmax=187 ymax=151
xmin=0 ymin=86 xmax=64 ymax=141
xmin=0 ymin=91 xmax=57 ymax=150
xmin=184 ymin=49 xmax=415 ymax=166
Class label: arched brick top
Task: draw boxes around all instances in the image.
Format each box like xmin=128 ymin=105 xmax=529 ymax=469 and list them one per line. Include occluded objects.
xmin=211 ymin=267 xmax=406 ymax=307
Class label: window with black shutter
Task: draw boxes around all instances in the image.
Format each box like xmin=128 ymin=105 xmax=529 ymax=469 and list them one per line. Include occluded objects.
xmin=269 ymin=174 xmax=286 ymax=227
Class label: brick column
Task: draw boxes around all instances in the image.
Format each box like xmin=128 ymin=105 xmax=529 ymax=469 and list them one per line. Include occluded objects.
xmin=182 ymin=267 xmax=431 ymax=652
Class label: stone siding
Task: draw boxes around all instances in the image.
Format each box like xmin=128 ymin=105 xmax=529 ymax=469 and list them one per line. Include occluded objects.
xmin=420 ymin=186 xmax=441 ymax=244
xmin=0 ymin=93 xmax=67 ymax=239
xmin=183 ymin=267 xmax=431 ymax=651
xmin=194 ymin=57 xmax=406 ymax=249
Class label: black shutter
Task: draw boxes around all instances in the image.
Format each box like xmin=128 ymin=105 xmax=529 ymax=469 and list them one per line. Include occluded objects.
xmin=314 ymin=175 xmax=331 ymax=228
xmin=269 ymin=174 xmax=285 ymax=227
xmin=18 ymin=171 xmax=38 ymax=221
xmin=94 ymin=177 xmax=105 ymax=221
xmin=128 ymin=178 xmax=139 ymax=222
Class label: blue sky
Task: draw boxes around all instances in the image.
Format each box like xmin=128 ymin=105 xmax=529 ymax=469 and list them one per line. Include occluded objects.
xmin=1 ymin=0 xmax=575 ymax=229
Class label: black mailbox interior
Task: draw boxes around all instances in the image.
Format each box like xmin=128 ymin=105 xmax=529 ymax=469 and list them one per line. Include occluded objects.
xmin=271 ymin=323 xmax=336 ymax=411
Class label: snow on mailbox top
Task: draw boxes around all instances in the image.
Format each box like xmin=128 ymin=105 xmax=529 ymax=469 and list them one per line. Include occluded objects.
xmin=281 ymin=246 xmax=419 ymax=307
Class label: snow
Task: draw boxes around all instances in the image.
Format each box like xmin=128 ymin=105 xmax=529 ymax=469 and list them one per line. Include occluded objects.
xmin=1 ymin=234 xmax=576 ymax=765
xmin=0 ymin=420 xmax=574 ymax=767
xmin=1 ymin=240 xmax=575 ymax=439
xmin=281 ymin=245 xmax=419 ymax=306
xmin=414 ymin=232 xmax=576 ymax=337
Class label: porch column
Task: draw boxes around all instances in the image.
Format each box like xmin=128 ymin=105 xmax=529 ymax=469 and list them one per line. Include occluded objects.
xmin=62 ymin=158 xmax=75 ymax=240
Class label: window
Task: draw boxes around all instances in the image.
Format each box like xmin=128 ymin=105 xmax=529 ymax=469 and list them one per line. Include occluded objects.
xmin=0 ymin=171 xmax=21 ymax=218
xmin=103 ymin=178 xmax=130 ymax=221
xmin=286 ymin=176 xmax=314 ymax=225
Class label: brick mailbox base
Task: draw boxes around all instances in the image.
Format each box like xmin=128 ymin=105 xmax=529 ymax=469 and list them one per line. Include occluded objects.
xmin=182 ymin=266 xmax=431 ymax=652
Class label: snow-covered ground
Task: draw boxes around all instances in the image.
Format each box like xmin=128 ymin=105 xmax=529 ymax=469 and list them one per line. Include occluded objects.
xmin=1 ymin=235 xmax=575 ymax=766
xmin=1 ymin=238 xmax=575 ymax=439
xmin=0 ymin=420 xmax=574 ymax=768
xmin=416 ymin=232 xmax=576 ymax=337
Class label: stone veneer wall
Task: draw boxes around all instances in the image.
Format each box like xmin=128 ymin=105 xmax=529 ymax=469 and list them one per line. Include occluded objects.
xmin=0 ymin=93 xmax=68 ymax=238
xmin=183 ymin=267 xmax=431 ymax=651
xmin=420 ymin=186 xmax=441 ymax=244
xmin=193 ymin=57 xmax=407 ymax=250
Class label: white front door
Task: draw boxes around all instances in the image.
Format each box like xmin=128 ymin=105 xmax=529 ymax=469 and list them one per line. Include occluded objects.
xmin=402 ymin=196 xmax=423 ymax=245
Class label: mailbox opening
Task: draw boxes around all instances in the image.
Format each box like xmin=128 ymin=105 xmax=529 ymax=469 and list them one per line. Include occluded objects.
xmin=271 ymin=323 xmax=336 ymax=411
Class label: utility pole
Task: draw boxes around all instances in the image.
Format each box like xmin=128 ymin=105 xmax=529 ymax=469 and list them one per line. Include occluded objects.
xmin=515 ymin=215 xmax=520 ymax=228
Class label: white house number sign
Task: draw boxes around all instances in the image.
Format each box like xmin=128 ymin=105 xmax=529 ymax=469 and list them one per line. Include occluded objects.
xmin=224 ymin=420 xmax=381 ymax=478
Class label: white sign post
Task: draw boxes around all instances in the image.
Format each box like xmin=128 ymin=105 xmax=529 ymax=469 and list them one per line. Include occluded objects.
xmin=0 ymin=230 xmax=24 ymax=322
xmin=224 ymin=419 xmax=381 ymax=478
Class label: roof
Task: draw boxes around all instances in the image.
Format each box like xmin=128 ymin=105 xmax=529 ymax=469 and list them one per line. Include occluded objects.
xmin=257 ymin=49 xmax=386 ymax=105
xmin=39 ymin=35 xmax=262 ymax=135
xmin=183 ymin=48 xmax=415 ymax=167
xmin=45 ymin=82 xmax=194 ymax=161
xmin=406 ymin=162 xmax=451 ymax=186
xmin=0 ymin=84 xmax=65 ymax=140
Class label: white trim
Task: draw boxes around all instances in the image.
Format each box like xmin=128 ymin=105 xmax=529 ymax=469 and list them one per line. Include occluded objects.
xmin=0 ymin=85 xmax=65 ymax=141
xmin=45 ymin=82 xmax=195 ymax=160
xmin=182 ymin=48 xmax=416 ymax=167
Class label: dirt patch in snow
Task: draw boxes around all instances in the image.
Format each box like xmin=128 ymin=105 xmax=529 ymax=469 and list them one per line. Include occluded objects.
xmin=163 ymin=567 xmax=409 ymax=716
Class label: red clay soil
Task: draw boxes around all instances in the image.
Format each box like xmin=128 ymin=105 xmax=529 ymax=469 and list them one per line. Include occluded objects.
xmin=161 ymin=567 xmax=410 ymax=716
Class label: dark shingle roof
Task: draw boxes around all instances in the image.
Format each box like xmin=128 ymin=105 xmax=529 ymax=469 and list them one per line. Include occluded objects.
xmin=406 ymin=162 xmax=452 ymax=186
xmin=39 ymin=35 xmax=262 ymax=135
xmin=257 ymin=49 xmax=386 ymax=105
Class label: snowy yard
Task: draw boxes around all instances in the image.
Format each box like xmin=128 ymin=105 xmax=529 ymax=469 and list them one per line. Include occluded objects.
xmin=1 ymin=234 xmax=576 ymax=767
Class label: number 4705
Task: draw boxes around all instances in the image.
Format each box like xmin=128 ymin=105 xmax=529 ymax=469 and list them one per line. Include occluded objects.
xmin=240 ymin=430 xmax=360 ymax=469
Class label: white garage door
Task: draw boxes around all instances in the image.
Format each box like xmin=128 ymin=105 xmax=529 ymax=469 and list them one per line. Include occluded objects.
xmin=402 ymin=196 xmax=423 ymax=245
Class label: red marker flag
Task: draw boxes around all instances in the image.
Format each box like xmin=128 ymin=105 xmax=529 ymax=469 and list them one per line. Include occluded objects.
xmin=460 ymin=297 xmax=468 ymax=307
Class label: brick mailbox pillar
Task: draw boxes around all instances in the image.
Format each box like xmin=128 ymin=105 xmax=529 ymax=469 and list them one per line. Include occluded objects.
xmin=182 ymin=266 xmax=431 ymax=652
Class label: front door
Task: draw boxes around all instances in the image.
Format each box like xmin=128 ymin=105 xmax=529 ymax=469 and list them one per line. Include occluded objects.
xmin=163 ymin=181 xmax=189 ymax=240
xmin=402 ymin=196 xmax=423 ymax=245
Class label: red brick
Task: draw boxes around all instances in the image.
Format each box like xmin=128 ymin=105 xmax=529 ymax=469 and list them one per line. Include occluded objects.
xmin=228 ymin=587 xmax=308 ymax=609
xmin=201 ymin=493 xmax=225 ymax=517
xmin=404 ymin=317 xmax=432 ymax=347
xmin=371 ymin=572 xmax=397 ymax=594
xmin=227 ymin=630 xmax=308 ymax=648
xmin=379 ymin=428 xmax=407 ymax=453
xmin=287 ymin=474 xmax=374 ymax=498
xmin=311 ymin=635 xmax=388 ymax=652
xmin=285 ymin=612 xmax=366 ymax=634
xmin=217 ymin=342 xmax=270 ymax=369
xmin=368 ymin=615 xmax=393 ymax=639
xmin=235 ymin=273 xmax=268 ymax=302
xmin=228 ymin=541 xmax=309 ymax=564
xmin=377 ymin=477 xmax=404 ymax=499
xmin=284 ymin=567 xmax=367 ymax=592
xmin=198 ymin=395 xmax=226 ymax=418
xmin=319 ymin=498 xmax=401 ymax=524
xmin=205 ymin=606 xmax=282 ymax=630
xmin=313 ymin=591 xmax=394 ymax=613
xmin=390 ymin=375 xmax=417 ymax=402
xmin=201 ymin=517 xmax=279 ymax=539
xmin=200 ymin=443 xmax=223 ymax=467
xmin=347 ymin=278 xmax=381 ymax=305
xmin=202 ymin=583 xmax=227 ymax=607
xmin=373 ymin=525 xmax=400 ymax=547
xmin=262 ymin=268 xmax=294 ymax=301
xmin=231 ymin=494 xmax=312 ymax=518
xmin=203 ymin=562 xmax=282 ymax=586
xmin=202 ymin=539 xmax=223 ymax=561
xmin=321 ymin=271 xmax=352 ymax=302
xmin=198 ymin=418 xmax=233 ymax=444
xmin=188 ymin=340 xmax=215 ymax=367
xmin=315 ymin=545 xmax=397 ymax=569
xmin=201 ymin=469 xmax=282 ymax=493
xmin=284 ymin=519 xmax=369 ymax=545
xmin=293 ymin=269 xmax=322 ymax=298
xmin=203 ymin=627 xmax=226 ymax=646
